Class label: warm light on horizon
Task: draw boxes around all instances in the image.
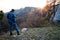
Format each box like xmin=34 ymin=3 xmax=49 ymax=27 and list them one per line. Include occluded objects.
xmin=38 ymin=0 xmax=47 ymax=9
xmin=0 ymin=0 xmax=52 ymax=13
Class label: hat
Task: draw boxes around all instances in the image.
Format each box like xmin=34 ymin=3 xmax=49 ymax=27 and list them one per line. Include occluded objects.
xmin=10 ymin=9 xmax=15 ymax=12
xmin=0 ymin=10 xmax=3 ymax=12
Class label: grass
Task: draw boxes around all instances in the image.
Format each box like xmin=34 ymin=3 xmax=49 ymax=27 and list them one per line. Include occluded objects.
xmin=0 ymin=26 xmax=60 ymax=40
xmin=0 ymin=19 xmax=60 ymax=40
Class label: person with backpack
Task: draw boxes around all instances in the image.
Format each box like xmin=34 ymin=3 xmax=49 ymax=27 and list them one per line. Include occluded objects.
xmin=0 ymin=10 xmax=4 ymax=20
xmin=0 ymin=10 xmax=4 ymax=33
xmin=7 ymin=9 xmax=20 ymax=36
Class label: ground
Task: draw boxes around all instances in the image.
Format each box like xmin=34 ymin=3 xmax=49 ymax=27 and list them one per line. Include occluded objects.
xmin=0 ymin=27 xmax=60 ymax=40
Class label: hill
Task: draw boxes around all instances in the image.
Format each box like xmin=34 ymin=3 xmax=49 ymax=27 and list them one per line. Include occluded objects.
xmin=0 ymin=7 xmax=58 ymax=34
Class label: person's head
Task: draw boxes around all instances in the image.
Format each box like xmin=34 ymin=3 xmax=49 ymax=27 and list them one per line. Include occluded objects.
xmin=0 ymin=10 xmax=3 ymax=13
xmin=10 ymin=9 xmax=15 ymax=12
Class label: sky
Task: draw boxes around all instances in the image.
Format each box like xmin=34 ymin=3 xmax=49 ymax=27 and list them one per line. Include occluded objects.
xmin=0 ymin=0 xmax=60 ymax=13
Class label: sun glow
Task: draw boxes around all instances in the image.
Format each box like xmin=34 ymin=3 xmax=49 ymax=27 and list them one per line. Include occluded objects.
xmin=38 ymin=0 xmax=47 ymax=8
xmin=0 ymin=0 xmax=47 ymax=13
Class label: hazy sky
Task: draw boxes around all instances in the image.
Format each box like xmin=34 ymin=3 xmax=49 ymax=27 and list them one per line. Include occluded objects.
xmin=0 ymin=0 xmax=60 ymax=13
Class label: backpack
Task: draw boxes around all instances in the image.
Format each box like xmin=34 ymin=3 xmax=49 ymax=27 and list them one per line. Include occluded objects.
xmin=7 ymin=12 xmax=16 ymax=23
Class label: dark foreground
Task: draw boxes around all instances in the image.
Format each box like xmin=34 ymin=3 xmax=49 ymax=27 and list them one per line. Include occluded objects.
xmin=0 ymin=27 xmax=60 ymax=40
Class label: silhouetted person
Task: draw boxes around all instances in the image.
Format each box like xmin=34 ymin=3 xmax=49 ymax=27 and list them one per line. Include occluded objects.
xmin=7 ymin=9 xmax=20 ymax=35
xmin=0 ymin=10 xmax=4 ymax=20
xmin=0 ymin=10 xmax=4 ymax=33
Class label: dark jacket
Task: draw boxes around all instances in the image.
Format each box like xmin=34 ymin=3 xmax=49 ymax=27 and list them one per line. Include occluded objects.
xmin=7 ymin=12 xmax=16 ymax=24
xmin=0 ymin=11 xmax=4 ymax=20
